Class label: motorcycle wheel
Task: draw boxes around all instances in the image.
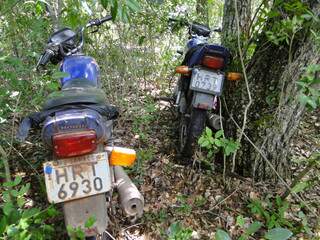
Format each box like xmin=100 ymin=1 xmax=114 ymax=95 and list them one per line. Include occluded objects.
xmin=179 ymin=107 xmax=207 ymax=160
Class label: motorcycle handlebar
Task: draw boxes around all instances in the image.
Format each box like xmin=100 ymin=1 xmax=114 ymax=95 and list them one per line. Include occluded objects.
xmin=86 ymin=15 xmax=112 ymax=28
xmin=36 ymin=49 xmax=54 ymax=69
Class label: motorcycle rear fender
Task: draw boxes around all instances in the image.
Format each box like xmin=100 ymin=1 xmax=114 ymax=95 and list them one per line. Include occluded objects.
xmin=63 ymin=193 xmax=108 ymax=237
xmin=192 ymin=92 xmax=215 ymax=110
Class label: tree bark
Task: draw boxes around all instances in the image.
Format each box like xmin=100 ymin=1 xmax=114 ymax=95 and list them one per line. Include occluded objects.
xmin=222 ymin=0 xmax=252 ymax=48
xmin=222 ymin=0 xmax=320 ymax=180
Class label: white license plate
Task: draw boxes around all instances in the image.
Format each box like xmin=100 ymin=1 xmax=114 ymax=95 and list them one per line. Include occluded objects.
xmin=190 ymin=68 xmax=224 ymax=95
xmin=43 ymin=152 xmax=111 ymax=203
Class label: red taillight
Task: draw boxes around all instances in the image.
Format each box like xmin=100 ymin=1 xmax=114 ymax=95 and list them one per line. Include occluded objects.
xmin=202 ymin=55 xmax=224 ymax=69
xmin=53 ymin=130 xmax=97 ymax=158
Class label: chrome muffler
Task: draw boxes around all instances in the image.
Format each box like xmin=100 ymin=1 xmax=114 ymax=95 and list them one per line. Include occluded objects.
xmin=114 ymin=166 xmax=144 ymax=219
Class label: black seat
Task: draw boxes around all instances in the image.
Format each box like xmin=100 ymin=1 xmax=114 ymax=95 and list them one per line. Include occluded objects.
xmin=43 ymin=79 xmax=106 ymax=110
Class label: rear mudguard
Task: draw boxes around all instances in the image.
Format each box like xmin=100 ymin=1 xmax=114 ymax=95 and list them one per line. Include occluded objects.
xmin=63 ymin=193 xmax=109 ymax=236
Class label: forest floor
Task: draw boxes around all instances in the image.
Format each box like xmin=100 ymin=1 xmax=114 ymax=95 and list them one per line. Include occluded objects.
xmin=4 ymin=88 xmax=320 ymax=240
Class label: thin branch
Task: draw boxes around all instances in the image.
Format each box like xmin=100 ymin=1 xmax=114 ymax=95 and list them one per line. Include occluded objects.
xmin=231 ymin=0 xmax=253 ymax=172
xmin=0 ymin=145 xmax=11 ymax=182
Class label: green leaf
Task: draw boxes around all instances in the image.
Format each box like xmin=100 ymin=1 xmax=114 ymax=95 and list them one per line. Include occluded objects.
xmin=215 ymin=229 xmax=231 ymax=240
xmin=100 ymin=0 xmax=110 ymax=9
xmin=138 ymin=36 xmax=145 ymax=45
xmin=236 ymin=215 xmax=245 ymax=227
xmin=126 ymin=0 xmax=140 ymax=12
xmin=18 ymin=183 xmax=30 ymax=196
xmin=215 ymin=130 xmax=223 ymax=138
xmin=3 ymin=202 xmax=14 ymax=216
xmin=0 ymin=216 xmax=7 ymax=235
xmin=291 ymin=181 xmax=308 ymax=193
xmin=3 ymin=176 xmax=22 ymax=187
xmin=298 ymin=93 xmax=310 ymax=105
xmin=51 ymin=71 xmax=70 ymax=79
xmin=22 ymin=208 xmax=40 ymax=219
xmin=200 ymin=140 xmax=210 ymax=148
xmin=214 ymin=139 xmax=223 ymax=147
xmin=111 ymin=0 xmax=118 ymax=19
xmin=265 ymin=228 xmax=293 ymax=240
xmin=246 ymin=221 xmax=262 ymax=235
xmin=85 ymin=216 xmax=96 ymax=228
xmin=17 ymin=197 xmax=26 ymax=208
xmin=205 ymin=127 xmax=212 ymax=137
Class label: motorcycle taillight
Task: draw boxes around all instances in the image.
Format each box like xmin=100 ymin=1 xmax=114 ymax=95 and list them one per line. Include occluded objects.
xmin=202 ymin=55 xmax=224 ymax=69
xmin=52 ymin=130 xmax=97 ymax=158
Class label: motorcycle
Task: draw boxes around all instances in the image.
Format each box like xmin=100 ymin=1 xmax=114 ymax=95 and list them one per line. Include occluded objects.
xmin=17 ymin=16 xmax=144 ymax=239
xmin=170 ymin=18 xmax=241 ymax=160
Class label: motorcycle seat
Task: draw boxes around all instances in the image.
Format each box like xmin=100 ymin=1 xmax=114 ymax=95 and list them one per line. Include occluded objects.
xmin=43 ymin=78 xmax=107 ymax=110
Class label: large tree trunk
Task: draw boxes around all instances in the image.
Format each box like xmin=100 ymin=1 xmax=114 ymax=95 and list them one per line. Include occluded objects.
xmin=222 ymin=0 xmax=320 ymax=180
xmin=222 ymin=0 xmax=252 ymax=48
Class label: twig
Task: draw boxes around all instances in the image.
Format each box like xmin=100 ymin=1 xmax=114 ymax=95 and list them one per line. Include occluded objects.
xmin=231 ymin=0 xmax=253 ymax=172
xmin=218 ymin=97 xmax=226 ymax=183
xmin=0 ymin=145 xmax=11 ymax=182
xmin=203 ymin=188 xmax=239 ymax=213
xmin=104 ymin=230 xmax=116 ymax=240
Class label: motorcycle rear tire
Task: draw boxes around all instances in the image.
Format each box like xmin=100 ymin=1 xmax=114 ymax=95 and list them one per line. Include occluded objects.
xmin=179 ymin=108 xmax=207 ymax=161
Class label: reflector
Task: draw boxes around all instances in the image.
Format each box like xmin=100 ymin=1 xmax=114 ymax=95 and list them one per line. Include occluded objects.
xmin=53 ymin=130 xmax=97 ymax=158
xmin=202 ymin=55 xmax=224 ymax=69
xmin=175 ymin=65 xmax=190 ymax=74
xmin=106 ymin=146 xmax=136 ymax=166
xmin=227 ymin=72 xmax=242 ymax=81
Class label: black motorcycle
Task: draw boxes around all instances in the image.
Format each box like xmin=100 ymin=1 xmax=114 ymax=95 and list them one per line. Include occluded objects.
xmin=170 ymin=18 xmax=241 ymax=160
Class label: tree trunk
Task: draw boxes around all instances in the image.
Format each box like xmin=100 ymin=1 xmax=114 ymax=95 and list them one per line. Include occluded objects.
xmin=222 ymin=0 xmax=252 ymax=48
xmin=222 ymin=0 xmax=320 ymax=180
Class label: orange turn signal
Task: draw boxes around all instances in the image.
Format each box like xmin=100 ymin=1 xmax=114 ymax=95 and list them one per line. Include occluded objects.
xmin=106 ymin=146 xmax=136 ymax=166
xmin=227 ymin=72 xmax=242 ymax=81
xmin=175 ymin=65 xmax=190 ymax=74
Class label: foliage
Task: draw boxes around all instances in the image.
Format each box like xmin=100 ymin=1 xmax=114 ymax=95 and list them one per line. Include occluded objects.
xmin=198 ymin=127 xmax=240 ymax=158
xmin=100 ymin=0 xmax=140 ymax=22
xmin=0 ymin=176 xmax=59 ymax=240
xmin=167 ymin=222 xmax=193 ymax=240
xmin=215 ymin=220 xmax=293 ymax=240
xmin=175 ymin=194 xmax=192 ymax=216
xmin=66 ymin=216 xmax=96 ymax=240
xmin=297 ymin=64 xmax=320 ymax=110
xmin=248 ymin=196 xmax=293 ymax=229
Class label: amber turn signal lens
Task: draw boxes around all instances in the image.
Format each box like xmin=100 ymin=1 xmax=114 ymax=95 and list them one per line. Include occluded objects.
xmin=227 ymin=72 xmax=242 ymax=81
xmin=106 ymin=146 xmax=136 ymax=166
xmin=175 ymin=65 xmax=190 ymax=74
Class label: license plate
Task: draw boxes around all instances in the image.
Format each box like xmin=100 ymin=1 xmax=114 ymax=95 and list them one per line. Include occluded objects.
xmin=190 ymin=68 xmax=224 ymax=95
xmin=43 ymin=152 xmax=111 ymax=203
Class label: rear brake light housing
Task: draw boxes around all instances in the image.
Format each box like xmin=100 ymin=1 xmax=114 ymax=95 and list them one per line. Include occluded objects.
xmin=202 ymin=55 xmax=224 ymax=69
xmin=53 ymin=130 xmax=97 ymax=158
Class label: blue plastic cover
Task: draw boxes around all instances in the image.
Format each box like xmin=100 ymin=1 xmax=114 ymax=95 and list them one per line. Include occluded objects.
xmin=60 ymin=55 xmax=100 ymax=87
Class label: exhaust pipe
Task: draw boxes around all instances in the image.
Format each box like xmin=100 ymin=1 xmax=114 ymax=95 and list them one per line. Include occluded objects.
xmin=207 ymin=113 xmax=223 ymax=130
xmin=114 ymin=166 xmax=144 ymax=218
